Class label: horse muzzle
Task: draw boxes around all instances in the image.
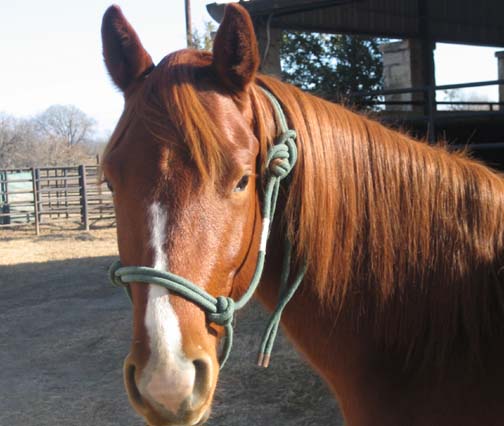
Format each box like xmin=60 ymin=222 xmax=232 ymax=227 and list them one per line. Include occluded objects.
xmin=123 ymin=353 xmax=213 ymax=426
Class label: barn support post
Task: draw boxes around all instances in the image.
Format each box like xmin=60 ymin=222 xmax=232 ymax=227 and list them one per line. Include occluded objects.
xmin=254 ymin=17 xmax=282 ymax=78
xmin=418 ymin=0 xmax=437 ymax=143
xmin=380 ymin=40 xmax=426 ymax=113
xmin=78 ymin=165 xmax=89 ymax=231
xmin=496 ymin=51 xmax=504 ymax=110
xmin=31 ymin=167 xmax=40 ymax=235
xmin=422 ymin=42 xmax=436 ymax=143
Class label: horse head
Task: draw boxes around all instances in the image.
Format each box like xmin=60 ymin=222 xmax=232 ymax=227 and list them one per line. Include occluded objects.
xmin=101 ymin=4 xmax=274 ymax=425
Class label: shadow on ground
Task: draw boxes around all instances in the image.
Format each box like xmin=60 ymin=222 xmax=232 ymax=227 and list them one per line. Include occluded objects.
xmin=0 ymin=257 xmax=342 ymax=425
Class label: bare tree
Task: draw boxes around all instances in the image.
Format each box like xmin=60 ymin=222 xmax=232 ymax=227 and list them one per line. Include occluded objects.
xmin=441 ymin=89 xmax=493 ymax=111
xmin=0 ymin=114 xmax=19 ymax=168
xmin=0 ymin=107 xmax=99 ymax=169
xmin=0 ymin=114 xmax=37 ymax=168
xmin=35 ymin=105 xmax=96 ymax=146
xmin=31 ymin=137 xmax=91 ymax=166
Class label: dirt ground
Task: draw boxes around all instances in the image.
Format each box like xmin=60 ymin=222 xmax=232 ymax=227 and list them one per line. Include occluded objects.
xmin=0 ymin=227 xmax=342 ymax=425
xmin=0 ymin=227 xmax=118 ymax=265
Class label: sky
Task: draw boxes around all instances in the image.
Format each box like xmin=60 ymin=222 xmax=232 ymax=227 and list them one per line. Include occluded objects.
xmin=0 ymin=0 xmax=502 ymax=138
xmin=0 ymin=0 xmax=214 ymax=137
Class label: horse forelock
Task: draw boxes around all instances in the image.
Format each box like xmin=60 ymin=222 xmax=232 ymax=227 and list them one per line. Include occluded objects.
xmin=102 ymin=49 xmax=233 ymax=186
xmin=254 ymin=75 xmax=504 ymax=368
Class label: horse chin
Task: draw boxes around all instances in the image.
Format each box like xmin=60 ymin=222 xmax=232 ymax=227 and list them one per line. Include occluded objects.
xmin=146 ymin=400 xmax=211 ymax=426
xmin=144 ymin=409 xmax=210 ymax=426
xmin=136 ymin=401 xmax=211 ymax=426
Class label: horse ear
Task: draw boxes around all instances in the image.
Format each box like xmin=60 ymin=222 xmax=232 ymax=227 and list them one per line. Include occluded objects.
xmin=101 ymin=5 xmax=153 ymax=92
xmin=212 ymin=3 xmax=260 ymax=91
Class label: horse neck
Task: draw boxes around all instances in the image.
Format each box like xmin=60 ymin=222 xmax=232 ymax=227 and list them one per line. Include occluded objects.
xmin=253 ymin=76 xmax=504 ymax=372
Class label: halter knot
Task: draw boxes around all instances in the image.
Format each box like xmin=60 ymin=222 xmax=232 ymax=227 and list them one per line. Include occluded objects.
xmin=108 ymin=260 xmax=124 ymax=288
xmin=207 ymin=296 xmax=235 ymax=327
xmin=266 ymin=129 xmax=297 ymax=179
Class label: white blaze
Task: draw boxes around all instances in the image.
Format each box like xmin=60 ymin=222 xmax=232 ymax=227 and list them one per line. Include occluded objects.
xmin=138 ymin=202 xmax=195 ymax=414
xmin=149 ymin=201 xmax=168 ymax=271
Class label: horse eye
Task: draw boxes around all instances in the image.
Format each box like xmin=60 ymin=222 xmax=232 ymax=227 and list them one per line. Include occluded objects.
xmin=233 ymin=175 xmax=249 ymax=192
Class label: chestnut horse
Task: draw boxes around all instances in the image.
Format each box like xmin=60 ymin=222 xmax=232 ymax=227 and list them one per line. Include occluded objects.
xmin=101 ymin=4 xmax=504 ymax=426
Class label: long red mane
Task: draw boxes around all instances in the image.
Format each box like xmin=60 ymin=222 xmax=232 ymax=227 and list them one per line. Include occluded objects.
xmin=259 ymin=74 xmax=504 ymax=363
xmin=104 ymin=48 xmax=504 ymax=369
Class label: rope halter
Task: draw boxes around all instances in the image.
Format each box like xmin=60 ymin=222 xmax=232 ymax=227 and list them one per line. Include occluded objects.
xmin=266 ymin=129 xmax=297 ymax=178
xmin=108 ymin=87 xmax=306 ymax=368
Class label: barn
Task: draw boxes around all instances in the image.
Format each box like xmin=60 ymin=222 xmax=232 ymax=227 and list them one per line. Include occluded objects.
xmin=208 ymin=0 xmax=504 ymax=166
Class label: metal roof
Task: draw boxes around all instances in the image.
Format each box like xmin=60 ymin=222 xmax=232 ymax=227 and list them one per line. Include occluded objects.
xmin=207 ymin=0 xmax=504 ymax=47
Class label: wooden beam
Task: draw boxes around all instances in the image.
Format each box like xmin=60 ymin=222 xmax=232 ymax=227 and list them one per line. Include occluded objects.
xmin=185 ymin=0 xmax=192 ymax=47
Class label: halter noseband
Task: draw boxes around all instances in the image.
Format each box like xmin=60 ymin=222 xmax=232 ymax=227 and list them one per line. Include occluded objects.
xmin=108 ymin=87 xmax=306 ymax=368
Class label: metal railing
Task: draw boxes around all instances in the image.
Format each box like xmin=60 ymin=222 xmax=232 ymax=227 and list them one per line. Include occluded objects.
xmin=350 ymin=79 xmax=504 ymax=142
xmin=0 ymin=165 xmax=114 ymax=235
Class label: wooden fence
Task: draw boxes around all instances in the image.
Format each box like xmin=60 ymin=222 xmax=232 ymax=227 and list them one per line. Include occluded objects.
xmin=0 ymin=165 xmax=114 ymax=234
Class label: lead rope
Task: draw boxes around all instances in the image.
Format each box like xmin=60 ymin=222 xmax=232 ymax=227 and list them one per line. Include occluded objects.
xmin=108 ymin=87 xmax=306 ymax=368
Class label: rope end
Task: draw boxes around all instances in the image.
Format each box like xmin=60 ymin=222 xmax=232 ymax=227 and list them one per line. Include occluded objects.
xmin=257 ymin=353 xmax=271 ymax=368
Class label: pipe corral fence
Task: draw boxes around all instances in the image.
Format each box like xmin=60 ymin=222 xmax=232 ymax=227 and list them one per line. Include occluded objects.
xmin=349 ymin=79 xmax=504 ymax=142
xmin=0 ymin=165 xmax=114 ymax=235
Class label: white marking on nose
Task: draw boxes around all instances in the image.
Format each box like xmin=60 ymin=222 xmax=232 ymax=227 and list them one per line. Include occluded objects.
xmin=149 ymin=201 xmax=168 ymax=271
xmin=138 ymin=202 xmax=195 ymax=414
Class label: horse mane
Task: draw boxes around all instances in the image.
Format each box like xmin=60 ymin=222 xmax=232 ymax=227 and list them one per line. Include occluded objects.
xmin=105 ymin=49 xmax=504 ymax=368
xmin=254 ymin=75 xmax=504 ymax=367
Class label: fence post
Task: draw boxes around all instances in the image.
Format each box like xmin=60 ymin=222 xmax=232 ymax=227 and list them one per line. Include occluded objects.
xmin=64 ymin=168 xmax=69 ymax=218
xmin=78 ymin=165 xmax=89 ymax=231
xmin=31 ymin=167 xmax=40 ymax=235
xmin=35 ymin=168 xmax=42 ymax=225
xmin=1 ymin=171 xmax=10 ymax=226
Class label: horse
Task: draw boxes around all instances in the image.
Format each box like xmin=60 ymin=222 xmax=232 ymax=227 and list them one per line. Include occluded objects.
xmin=100 ymin=4 xmax=504 ymax=426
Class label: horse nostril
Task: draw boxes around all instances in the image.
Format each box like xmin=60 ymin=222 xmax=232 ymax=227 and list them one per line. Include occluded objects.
xmin=192 ymin=358 xmax=211 ymax=405
xmin=125 ymin=362 xmax=144 ymax=407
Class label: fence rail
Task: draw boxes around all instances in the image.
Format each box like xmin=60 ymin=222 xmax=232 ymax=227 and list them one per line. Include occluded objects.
xmin=350 ymin=79 xmax=504 ymax=142
xmin=0 ymin=165 xmax=114 ymax=234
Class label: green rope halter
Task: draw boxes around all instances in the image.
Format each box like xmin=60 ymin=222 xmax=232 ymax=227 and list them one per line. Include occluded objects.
xmin=108 ymin=87 xmax=306 ymax=368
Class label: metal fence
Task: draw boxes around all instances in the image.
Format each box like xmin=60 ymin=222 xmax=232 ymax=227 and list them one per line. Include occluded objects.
xmin=350 ymin=79 xmax=504 ymax=143
xmin=0 ymin=165 xmax=114 ymax=234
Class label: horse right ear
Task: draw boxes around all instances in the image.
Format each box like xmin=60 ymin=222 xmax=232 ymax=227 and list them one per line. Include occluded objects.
xmin=212 ymin=3 xmax=260 ymax=91
xmin=101 ymin=5 xmax=153 ymax=92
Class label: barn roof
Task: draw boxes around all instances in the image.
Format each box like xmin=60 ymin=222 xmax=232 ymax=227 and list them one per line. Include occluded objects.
xmin=207 ymin=0 xmax=504 ymax=47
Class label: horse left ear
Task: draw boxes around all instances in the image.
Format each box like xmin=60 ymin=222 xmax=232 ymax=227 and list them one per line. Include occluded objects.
xmin=101 ymin=5 xmax=154 ymax=92
xmin=212 ymin=3 xmax=260 ymax=91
